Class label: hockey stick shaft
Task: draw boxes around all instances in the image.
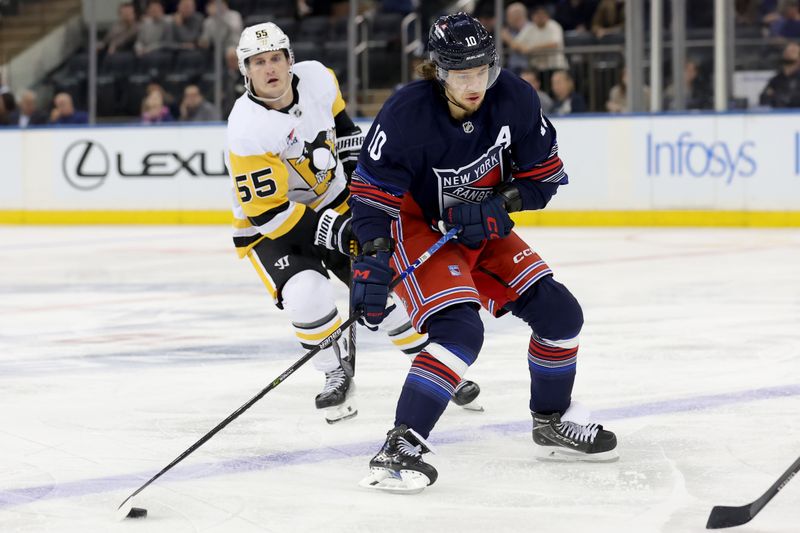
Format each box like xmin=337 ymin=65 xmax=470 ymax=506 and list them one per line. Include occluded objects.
xmin=116 ymin=227 xmax=458 ymax=512
xmin=706 ymin=454 xmax=800 ymax=529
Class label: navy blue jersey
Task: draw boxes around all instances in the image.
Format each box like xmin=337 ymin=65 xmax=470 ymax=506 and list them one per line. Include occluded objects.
xmin=350 ymin=69 xmax=568 ymax=244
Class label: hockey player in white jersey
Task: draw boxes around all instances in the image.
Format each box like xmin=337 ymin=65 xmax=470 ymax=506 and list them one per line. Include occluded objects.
xmin=226 ymin=22 xmax=482 ymax=423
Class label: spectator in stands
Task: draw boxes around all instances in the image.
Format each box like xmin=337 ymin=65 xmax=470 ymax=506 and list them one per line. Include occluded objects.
xmin=198 ymin=0 xmax=242 ymax=50
xmin=0 ymin=92 xmax=15 ymax=126
xmin=98 ymin=2 xmax=139 ymax=56
xmin=135 ymin=0 xmax=173 ymax=56
xmin=145 ymin=81 xmax=179 ymax=116
xmin=519 ymin=68 xmax=554 ymax=114
xmin=606 ymin=67 xmax=650 ymax=113
xmin=591 ymin=0 xmax=624 ymax=39
xmin=550 ymin=69 xmax=586 ymax=114
xmin=665 ymin=59 xmax=712 ymax=110
xmin=223 ymin=46 xmax=245 ymax=117
xmin=301 ymin=0 xmax=349 ymax=20
xmin=179 ymin=84 xmax=220 ymax=121
xmin=769 ymin=0 xmax=800 ymax=39
xmin=172 ymin=0 xmax=204 ymax=49
xmin=49 ymin=92 xmax=89 ymax=125
xmin=501 ymin=3 xmax=533 ymax=73
xmin=762 ymin=0 xmax=781 ymax=27
xmin=735 ymin=0 xmax=761 ymax=27
xmin=141 ymin=88 xmax=174 ymax=123
xmin=297 ymin=0 xmax=312 ymax=17
xmin=506 ymin=6 xmax=569 ymax=73
xmin=555 ymin=0 xmax=599 ymax=33
xmin=760 ymin=41 xmax=800 ymax=107
xmin=8 ymin=90 xmax=48 ymax=127
xmin=380 ymin=0 xmax=414 ymax=16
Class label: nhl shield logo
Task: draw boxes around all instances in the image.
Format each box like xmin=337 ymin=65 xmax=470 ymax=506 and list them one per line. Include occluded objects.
xmin=462 ymin=121 xmax=474 ymax=133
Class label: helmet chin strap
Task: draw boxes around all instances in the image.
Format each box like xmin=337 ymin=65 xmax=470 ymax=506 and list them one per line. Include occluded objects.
xmin=245 ymin=71 xmax=294 ymax=105
xmin=439 ymin=83 xmax=473 ymax=114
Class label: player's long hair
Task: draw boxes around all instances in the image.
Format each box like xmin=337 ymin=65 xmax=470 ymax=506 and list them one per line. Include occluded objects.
xmin=416 ymin=60 xmax=438 ymax=81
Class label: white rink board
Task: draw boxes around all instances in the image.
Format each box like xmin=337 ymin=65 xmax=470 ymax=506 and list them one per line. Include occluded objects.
xmin=0 ymin=112 xmax=799 ymax=212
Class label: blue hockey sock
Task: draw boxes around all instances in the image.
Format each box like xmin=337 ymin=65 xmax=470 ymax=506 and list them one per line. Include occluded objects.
xmin=527 ymin=335 xmax=577 ymax=414
xmin=394 ymin=351 xmax=456 ymax=438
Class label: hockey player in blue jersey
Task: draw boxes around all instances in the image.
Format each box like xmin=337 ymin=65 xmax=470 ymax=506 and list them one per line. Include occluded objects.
xmin=349 ymin=13 xmax=618 ymax=492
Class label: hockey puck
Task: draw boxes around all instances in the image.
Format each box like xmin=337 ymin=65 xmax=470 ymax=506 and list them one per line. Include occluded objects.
xmin=126 ymin=507 xmax=147 ymax=519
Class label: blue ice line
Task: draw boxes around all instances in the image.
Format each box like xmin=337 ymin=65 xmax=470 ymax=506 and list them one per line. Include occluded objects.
xmin=0 ymin=383 xmax=798 ymax=509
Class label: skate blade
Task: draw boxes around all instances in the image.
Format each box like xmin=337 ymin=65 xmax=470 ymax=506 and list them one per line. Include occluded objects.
xmin=457 ymin=399 xmax=484 ymax=412
xmin=324 ymin=404 xmax=358 ymax=424
xmin=533 ymin=445 xmax=619 ymax=463
xmin=358 ymin=468 xmax=430 ymax=494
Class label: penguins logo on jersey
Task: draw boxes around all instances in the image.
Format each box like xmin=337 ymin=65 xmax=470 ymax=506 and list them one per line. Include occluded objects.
xmin=434 ymin=144 xmax=505 ymax=209
xmin=287 ymin=130 xmax=337 ymax=195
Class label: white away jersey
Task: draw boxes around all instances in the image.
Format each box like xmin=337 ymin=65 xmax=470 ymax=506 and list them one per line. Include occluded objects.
xmin=226 ymin=60 xmax=350 ymax=257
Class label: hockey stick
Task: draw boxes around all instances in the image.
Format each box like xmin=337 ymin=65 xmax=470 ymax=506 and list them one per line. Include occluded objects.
xmin=341 ymin=255 xmax=357 ymax=378
xmin=115 ymin=227 xmax=459 ymax=519
xmin=706 ymin=454 xmax=800 ymax=529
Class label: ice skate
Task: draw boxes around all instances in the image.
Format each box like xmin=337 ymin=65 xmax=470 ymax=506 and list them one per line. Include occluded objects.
xmin=359 ymin=425 xmax=437 ymax=494
xmin=315 ymin=366 xmax=357 ymax=424
xmin=451 ymin=379 xmax=483 ymax=411
xmin=531 ymin=411 xmax=618 ymax=462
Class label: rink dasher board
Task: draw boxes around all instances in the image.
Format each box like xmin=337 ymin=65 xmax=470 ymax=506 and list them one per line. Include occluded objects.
xmin=1 ymin=112 xmax=799 ymax=226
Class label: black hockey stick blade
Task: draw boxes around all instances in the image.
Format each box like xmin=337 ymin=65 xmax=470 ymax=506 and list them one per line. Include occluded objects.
xmin=706 ymin=504 xmax=754 ymax=529
xmin=706 ymin=454 xmax=800 ymax=529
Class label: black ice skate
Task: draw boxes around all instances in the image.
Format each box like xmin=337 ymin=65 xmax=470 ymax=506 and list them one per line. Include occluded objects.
xmin=532 ymin=411 xmax=618 ymax=462
xmin=315 ymin=366 xmax=357 ymax=424
xmin=451 ymin=379 xmax=484 ymax=411
xmin=359 ymin=425 xmax=437 ymax=494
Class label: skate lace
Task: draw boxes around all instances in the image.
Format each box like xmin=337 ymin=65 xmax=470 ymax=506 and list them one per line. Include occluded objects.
xmin=322 ymin=368 xmax=346 ymax=394
xmin=558 ymin=421 xmax=600 ymax=443
xmin=395 ymin=437 xmax=421 ymax=459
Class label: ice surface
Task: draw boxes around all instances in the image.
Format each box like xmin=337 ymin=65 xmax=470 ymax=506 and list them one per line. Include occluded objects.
xmin=0 ymin=226 xmax=798 ymax=532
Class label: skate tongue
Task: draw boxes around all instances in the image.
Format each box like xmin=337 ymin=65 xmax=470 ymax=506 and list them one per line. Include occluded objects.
xmin=406 ymin=428 xmax=437 ymax=455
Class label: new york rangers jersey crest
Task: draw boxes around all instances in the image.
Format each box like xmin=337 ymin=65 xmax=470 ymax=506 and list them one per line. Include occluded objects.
xmin=435 ymin=143 xmax=504 ymax=210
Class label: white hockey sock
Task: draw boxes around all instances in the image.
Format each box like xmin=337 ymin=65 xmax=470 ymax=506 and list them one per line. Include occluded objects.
xmin=282 ymin=270 xmax=343 ymax=373
xmin=380 ymin=297 xmax=429 ymax=360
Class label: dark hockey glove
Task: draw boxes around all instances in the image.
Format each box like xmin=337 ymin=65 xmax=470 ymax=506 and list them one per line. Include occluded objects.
xmin=335 ymin=128 xmax=364 ymax=182
xmin=350 ymin=238 xmax=394 ymax=326
xmin=442 ymin=194 xmax=514 ymax=248
xmin=314 ymin=209 xmax=356 ymax=256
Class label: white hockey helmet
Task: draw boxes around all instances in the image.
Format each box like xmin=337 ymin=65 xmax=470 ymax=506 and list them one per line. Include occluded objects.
xmin=236 ymin=22 xmax=294 ymax=77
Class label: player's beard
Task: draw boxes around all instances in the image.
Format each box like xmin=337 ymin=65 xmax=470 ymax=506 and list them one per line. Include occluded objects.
xmin=448 ymin=88 xmax=484 ymax=116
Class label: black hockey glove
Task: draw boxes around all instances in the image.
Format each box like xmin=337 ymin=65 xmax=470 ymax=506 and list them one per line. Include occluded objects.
xmin=314 ymin=209 xmax=356 ymax=256
xmin=335 ymin=128 xmax=364 ymax=181
xmin=441 ymin=194 xmax=514 ymax=248
xmin=350 ymin=238 xmax=394 ymax=326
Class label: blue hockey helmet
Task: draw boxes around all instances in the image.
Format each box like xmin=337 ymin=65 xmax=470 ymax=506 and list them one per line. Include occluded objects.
xmin=428 ymin=12 xmax=500 ymax=90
